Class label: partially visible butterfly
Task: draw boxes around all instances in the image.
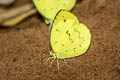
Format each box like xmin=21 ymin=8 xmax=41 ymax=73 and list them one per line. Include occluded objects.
xmin=46 ymin=10 xmax=92 ymax=69
xmin=33 ymin=0 xmax=77 ymax=24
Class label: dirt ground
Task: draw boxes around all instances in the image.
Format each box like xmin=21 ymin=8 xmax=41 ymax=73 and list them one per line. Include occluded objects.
xmin=0 ymin=0 xmax=120 ymax=80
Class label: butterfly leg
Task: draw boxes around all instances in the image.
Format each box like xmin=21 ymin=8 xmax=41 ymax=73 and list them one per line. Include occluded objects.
xmin=57 ymin=59 xmax=60 ymax=70
xmin=45 ymin=57 xmax=54 ymax=64
xmin=50 ymin=57 xmax=56 ymax=66
xmin=63 ymin=59 xmax=71 ymax=68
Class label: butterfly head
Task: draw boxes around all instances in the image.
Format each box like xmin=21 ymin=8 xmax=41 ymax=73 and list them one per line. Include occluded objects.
xmin=49 ymin=50 xmax=57 ymax=58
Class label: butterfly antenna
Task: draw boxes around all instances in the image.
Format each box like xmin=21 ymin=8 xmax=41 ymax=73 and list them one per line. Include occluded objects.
xmin=57 ymin=59 xmax=60 ymax=70
xmin=63 ymin=59 xmax=71 ymax=68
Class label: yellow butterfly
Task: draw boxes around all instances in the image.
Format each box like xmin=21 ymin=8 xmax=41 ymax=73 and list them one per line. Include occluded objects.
xmin=33 ymin=0 xmax=77 ymax=24
xmin=46 ymin=10 xmax=92 ymax=69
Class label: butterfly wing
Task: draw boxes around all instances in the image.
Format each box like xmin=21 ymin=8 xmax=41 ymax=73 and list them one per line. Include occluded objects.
xmin=50 ymin=10 xmax=91 ymax=59
xmin=33 ymin=0 xmax=77 ymax=24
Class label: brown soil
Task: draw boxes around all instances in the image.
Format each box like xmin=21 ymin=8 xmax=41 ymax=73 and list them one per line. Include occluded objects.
xmin=0 ymin=0 xmax=120 ymax=80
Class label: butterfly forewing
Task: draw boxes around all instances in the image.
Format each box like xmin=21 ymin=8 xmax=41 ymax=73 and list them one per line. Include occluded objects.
xmin=33 ymin=0 xmax=77 ymax=24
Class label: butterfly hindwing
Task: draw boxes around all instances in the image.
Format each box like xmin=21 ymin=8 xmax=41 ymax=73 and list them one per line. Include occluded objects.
xmin=50 ymin=10 xmax=91 ymax=59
